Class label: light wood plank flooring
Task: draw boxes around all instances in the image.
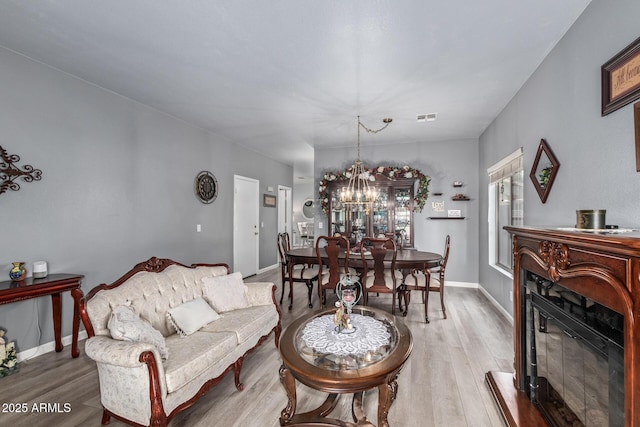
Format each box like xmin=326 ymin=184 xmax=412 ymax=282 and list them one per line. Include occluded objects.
xmin=0 ymin=268 xmax=513 ymax=427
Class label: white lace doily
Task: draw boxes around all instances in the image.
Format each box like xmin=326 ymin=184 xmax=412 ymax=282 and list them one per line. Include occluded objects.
xmin=300 ymin=314 xmax=391 ymax=356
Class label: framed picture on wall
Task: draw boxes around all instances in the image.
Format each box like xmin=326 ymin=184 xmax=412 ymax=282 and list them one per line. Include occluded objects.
xmin=263 ymin=194 xmax=276 ymax=207
xmin=602 ymin=36 xmax=640 ymax=116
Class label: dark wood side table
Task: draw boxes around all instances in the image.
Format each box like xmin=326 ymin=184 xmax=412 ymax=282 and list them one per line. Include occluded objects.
xmin=0 ymin=273 xmax=84 ymax=358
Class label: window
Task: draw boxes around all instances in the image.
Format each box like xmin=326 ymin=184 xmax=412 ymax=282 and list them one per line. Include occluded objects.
xmin=488 ymin=148 xmax=524 ymax=276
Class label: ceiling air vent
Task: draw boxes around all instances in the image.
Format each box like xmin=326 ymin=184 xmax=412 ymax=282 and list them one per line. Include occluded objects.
xmin=417 ymin=113 xmax=437 ymax=122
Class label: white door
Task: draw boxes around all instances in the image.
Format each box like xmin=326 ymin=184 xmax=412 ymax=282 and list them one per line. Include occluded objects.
xmin=233 ymin=175 xmax=259 ymax=277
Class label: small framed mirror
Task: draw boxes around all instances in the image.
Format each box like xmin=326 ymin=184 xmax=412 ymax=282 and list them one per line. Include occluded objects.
xmin=529 ymin=138 xmax=560 ymax=203
xmin=302 ymin=199 xmax=315 ymax=220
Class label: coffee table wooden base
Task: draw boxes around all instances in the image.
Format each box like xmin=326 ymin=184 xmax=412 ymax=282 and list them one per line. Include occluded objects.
xmin=279 ymin=365 xmax=398 ymax=427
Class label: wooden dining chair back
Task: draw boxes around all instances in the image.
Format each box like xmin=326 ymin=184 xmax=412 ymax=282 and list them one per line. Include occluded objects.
xmin=277 ymin=232 xmax=319 ymax=310
xmin=406 ymin=234 xmax=450 ymax=323
xmin=360 ymin=236 xmax=402 ymax=314
xmin=316 ymin=235 xmax=355 ymax=308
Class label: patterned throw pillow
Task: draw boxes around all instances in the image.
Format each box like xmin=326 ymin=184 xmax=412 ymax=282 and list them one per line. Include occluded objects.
xmin=166 ymin=297 xmax=220 ymax=336
xmin=202 ymin=272 xmax=250 ymax=313
xmin=108 ymin=304 xmax=169 ymax=359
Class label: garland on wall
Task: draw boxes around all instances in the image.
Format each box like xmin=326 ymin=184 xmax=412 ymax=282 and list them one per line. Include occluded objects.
xmin=319 ymin=165 xmax=430 ymax=215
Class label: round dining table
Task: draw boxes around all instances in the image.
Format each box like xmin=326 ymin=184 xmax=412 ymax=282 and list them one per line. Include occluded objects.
xmin=284 ymin=247 xmax=442 ymax=315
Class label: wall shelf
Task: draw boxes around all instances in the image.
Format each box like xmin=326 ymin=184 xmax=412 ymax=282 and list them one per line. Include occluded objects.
xmin=428 ymin=217 xmax=465 ymax=220
xmin=451 ymin=197 xmax=470 ymax=201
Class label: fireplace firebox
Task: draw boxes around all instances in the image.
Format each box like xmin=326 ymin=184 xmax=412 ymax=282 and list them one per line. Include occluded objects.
xmin=526 ymin=273 xmax=624 ymax=426
xmin=486 ymin=226 xmax=640 ymax=427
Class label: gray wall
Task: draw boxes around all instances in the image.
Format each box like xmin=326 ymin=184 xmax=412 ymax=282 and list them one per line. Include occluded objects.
xmin=0 ymin=46 xmax=292 ymax=353
xmin=478 ymin=0 xmax=640 ymax=316
xmin=315 ymin=138 xmax=479 ymax=284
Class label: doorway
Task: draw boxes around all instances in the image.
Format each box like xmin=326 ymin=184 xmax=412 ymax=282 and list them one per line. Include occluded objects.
xmin=233 ymin=175 xmax=259 ymax=277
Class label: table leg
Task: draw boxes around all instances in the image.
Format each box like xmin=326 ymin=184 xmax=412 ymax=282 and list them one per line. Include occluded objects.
xmin=51 ymin=293 xmax=63 ymax=353
xmin=71 ymin=288 xmax=83 ymax=358
xmin=279 ymin=364 xmax=297 ymax=424
xmin=287 ymin=263 xmax=294 ymax=310
xmin=377 ymin=375 xmax=399 ymax=427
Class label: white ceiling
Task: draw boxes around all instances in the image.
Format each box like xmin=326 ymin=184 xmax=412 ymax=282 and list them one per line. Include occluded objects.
xmin=0 ymin=1 xmax=591 ymax=177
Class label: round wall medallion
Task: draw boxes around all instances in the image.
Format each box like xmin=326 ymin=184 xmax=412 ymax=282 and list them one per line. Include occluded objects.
xmin=194 ymin=171 xmax=218 ymax=204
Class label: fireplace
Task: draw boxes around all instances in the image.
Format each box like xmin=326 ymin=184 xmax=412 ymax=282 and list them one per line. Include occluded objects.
xmin=486 ymin=226 xmax=640 ymax=427
xmin=526 ymin=273 xmax=624 ymax=427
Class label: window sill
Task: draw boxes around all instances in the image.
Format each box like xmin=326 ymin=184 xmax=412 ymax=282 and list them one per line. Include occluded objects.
xmin=490 ymin=264 xmax=513 ymax=280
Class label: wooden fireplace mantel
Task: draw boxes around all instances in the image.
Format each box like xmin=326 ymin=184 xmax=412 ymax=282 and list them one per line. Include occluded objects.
xmin=487 ymin=226 xmax=640 ymax=427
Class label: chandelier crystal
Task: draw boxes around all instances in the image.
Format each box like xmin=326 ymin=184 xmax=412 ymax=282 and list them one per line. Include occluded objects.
xmin=339 ymin=116 xmax=391 ymax=207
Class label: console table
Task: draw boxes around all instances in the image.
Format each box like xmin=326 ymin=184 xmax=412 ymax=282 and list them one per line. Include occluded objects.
xmin=0 ymin=273 xmax=84 ymax=358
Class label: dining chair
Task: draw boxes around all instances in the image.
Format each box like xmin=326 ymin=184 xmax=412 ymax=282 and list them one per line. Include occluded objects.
xmin=316 ymin=235 xmax=357 ymax=309
xmin=277 ymin=232 xmax=319 ymax=310
xmin=405 ymin=234 xmax=450 ymax=323
xmin=359 ymin=236 xmax=403 ymax=314
xmin=297 ymin=222 xmax=314 ymax=247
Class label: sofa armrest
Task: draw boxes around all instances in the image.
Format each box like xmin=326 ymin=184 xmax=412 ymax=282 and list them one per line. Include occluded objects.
xmin=85 ymin=336 xmax=165 ymax=370
xmin=85 ymin=336 xmax=169 ymax=425
xmin=245 ymin=282 xmax=276 ymax=306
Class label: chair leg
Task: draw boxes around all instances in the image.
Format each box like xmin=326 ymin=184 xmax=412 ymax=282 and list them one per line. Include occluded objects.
xmin=440 ymin=285 xmax=446 ymax=319
xmin=424 ymin=288 xmax=430 ymax=324
xmin=401 ymin=289 xmax=410 ymax=317
xmin=391 ymin=289 xmax=396 ymax=315
xmin=306 ymin=281 xmax=313 ymax=308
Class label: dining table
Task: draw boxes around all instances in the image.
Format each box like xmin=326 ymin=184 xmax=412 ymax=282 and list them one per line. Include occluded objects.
xmin=284 ymin=246 xmax=443 ymax=315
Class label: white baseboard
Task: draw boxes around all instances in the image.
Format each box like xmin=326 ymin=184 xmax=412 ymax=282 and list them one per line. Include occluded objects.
xmin=258 ymin=263 xmax=279 ymax=275
xmin=478 ymin=285 xmax=513 ymax=324
xmin=446 ymin=280 xmax=478 ymax=288
xmin=17 ymin=331 xmax=88 ymax=362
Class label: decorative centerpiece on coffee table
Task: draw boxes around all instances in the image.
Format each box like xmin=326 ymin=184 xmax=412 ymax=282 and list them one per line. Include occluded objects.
xmin=333 ymin=274 xmax=362 ymax=333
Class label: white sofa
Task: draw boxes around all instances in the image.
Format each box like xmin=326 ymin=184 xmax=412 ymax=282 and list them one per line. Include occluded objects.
xmin=79 ymin=257 xmax=281 ymax=427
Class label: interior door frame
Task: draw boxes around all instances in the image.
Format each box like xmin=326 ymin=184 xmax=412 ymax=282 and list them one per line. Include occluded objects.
xmin=233 ymin=175 xmax=259 ymax=277
xmin=278 ymin=185 xmax=292 ymax=234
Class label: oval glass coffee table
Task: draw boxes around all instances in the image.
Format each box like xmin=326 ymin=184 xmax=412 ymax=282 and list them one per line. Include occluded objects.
xmin=278 ymin=306 xmax=413 ymax=427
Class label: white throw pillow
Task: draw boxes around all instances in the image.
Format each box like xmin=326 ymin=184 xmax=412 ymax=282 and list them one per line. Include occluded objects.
xmin=108 ymin=304 xmax=169 ymax=360
xmin=202 ymin=272 xmax=250 ymax=313
xmin=166 ymin=297 xmax=220 ymax=336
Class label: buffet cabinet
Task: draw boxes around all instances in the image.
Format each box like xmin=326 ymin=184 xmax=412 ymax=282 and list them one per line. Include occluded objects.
xmin=487 ymin=226 xmax=640 ymax=427
xmin=327 ymin=177 xmax=416 ymax=248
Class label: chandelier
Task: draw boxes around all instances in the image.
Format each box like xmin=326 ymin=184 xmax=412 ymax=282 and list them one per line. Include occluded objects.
xmin=339 ymin=116 xmax=392 ymax=207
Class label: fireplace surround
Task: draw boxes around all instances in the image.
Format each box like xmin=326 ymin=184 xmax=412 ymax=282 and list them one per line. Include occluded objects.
xmin=487 ymin=226 xmax=640 ymax=427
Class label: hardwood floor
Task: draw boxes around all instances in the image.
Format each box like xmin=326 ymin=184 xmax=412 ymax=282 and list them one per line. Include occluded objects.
xmin=0 ymin=268 xmax=513 ymax=427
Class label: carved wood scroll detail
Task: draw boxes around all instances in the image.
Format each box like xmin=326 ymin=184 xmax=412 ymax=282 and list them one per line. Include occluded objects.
xmin=0 ymin=145 xmax=42 ymax=195
xmin=538 ymin=240 xmax=570 ymax=281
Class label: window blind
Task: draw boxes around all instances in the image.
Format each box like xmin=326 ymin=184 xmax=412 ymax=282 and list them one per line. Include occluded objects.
xmin=487 ymin=148 xmax=523 ymax=184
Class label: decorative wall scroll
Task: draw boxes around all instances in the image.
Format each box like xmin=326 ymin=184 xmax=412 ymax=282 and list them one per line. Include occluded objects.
xmin=602 ymin=36 xmax=640 ymax=116
xmin=0 ymin=145 xmax=42 ymax=195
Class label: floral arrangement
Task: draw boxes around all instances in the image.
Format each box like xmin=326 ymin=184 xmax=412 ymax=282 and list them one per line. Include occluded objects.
xmin=333 ymin=301 xmax=352 ymax=333
xmin=318 ymin=165 xmax=430 ymax=215
xmin=0 ymin=330 xmax=18 ymax=377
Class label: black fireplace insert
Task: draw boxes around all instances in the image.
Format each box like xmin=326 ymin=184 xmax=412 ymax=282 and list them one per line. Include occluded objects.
xmin=524 ymin=272 xmax=624 ymax=427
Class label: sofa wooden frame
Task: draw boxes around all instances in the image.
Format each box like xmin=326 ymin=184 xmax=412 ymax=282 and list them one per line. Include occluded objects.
xmin=78 ymin=257 xmax=282 ymax=427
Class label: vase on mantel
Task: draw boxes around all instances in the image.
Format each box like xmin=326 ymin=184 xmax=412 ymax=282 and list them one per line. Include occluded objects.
xmin=9 ymin=262 xmax=26 ymax=281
